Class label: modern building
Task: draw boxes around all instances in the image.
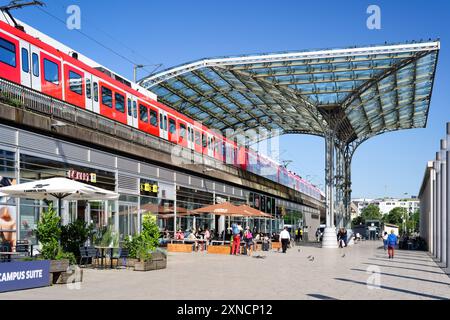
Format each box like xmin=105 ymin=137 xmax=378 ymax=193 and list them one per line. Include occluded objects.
xmin=352 ymin=198 xmax=420 ymax=215
xmin=419 ymin=122 xmax=449 ymax=274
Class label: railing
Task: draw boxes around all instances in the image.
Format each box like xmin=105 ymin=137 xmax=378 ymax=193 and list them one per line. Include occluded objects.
xmin=0 ymin=77 xmax=237 ymax=174
xmin=0 ymin=77 xmax=322 ymax=202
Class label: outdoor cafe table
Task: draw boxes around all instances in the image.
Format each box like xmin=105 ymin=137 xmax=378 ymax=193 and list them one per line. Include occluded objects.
xmin=94 ymin=246 xmax=119 ymax=269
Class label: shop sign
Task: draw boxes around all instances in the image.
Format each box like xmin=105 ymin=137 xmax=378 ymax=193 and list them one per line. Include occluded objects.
xmin=67 ymin=170 xmax=96 ymax=183
xmin=0 ymin=260 xmax=50 ymax=293
xmin=140 ymin=179 xmax=158 ymax=196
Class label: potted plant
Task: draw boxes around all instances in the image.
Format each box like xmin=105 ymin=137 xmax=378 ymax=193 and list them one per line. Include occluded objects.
xmin=132 ymin=213 xmax=167 ymax=271
xmin=61 ymin=219 xmax=94 ymax=262
xmin=35 ymin=203 xmax=77 ymax=284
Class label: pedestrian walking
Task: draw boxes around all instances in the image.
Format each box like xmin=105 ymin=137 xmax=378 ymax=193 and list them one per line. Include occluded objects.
xmin=387 ymin=230 xmax=398 ymax=259
xmin=231 ymin=223 xmax=241 ymax=255
xmin=299 ymin=228 xmax=303 ymax=241
xmin=280 ymin=226 xmax=290 ymax=253
xmin=243 ymin=226 xmax=253 ymax=256
xmin=382 ymin=232 xmax=388 ymax=251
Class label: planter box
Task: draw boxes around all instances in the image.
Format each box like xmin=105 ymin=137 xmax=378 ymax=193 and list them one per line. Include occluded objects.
xmin=271 ymin=242 xmax=281 ymax=250
xmin=207 ymin=245 xmax=231 ymax=255
xmin=49 ymin=259 xmax=70 ymax=285
xmin=134 ymin=253 xmax=167 ymax=271
xmin=54 ymin=266 xmax=83 ymax=285
xmin=126 ymin=258 xmax=138 ymax=268
xmin=167 ymin=243 xmax=193 ymax=253
xmin=50 ymin=259 xmax=70 ymax=273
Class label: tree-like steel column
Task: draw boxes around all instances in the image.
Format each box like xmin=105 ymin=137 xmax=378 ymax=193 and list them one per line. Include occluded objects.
xmin=335 ymin=145 xmax=345 ymax=229
xmin=322 ymin=130 xmax=338 ymax=248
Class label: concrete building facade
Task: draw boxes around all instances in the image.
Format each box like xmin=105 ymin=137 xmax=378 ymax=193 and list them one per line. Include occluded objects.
xmin=419 ymin=122 xmax=449 ymax=274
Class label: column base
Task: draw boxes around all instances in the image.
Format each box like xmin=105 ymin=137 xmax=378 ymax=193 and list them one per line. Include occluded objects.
xmin=321 ymin=227 xmax=338 ymax=249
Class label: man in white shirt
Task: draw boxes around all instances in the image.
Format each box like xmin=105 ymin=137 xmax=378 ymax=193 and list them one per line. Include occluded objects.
xmin=279 ymin=226 xmax=291 ymax=253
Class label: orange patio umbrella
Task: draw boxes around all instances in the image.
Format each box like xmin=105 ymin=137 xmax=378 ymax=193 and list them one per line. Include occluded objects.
xmin=192 ymin=201 xmax=250 ymax=217
xmin=239 ymin=204 xmax=272 ymax=218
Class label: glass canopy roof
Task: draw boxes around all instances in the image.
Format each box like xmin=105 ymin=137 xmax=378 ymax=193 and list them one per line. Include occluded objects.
xmin=139 ymin=41 xmax=439 ymax=144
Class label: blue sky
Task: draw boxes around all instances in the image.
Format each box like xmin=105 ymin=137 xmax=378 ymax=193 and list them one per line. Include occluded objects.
xmin=7 ymin=0 xmax=450 ymax=199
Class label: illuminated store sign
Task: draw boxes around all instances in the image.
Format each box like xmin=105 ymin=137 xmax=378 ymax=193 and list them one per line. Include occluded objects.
xmin=67 ymin=170 xmax=97 ymax=183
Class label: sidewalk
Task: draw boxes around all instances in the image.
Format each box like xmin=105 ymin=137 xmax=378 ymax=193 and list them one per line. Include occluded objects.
xmin=1 ymin=241 xmax=449 ymax=300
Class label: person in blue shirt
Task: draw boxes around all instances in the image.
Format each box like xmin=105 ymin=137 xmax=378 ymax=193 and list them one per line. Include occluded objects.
xmin=387 ymin=230 xmax=398 ymax=259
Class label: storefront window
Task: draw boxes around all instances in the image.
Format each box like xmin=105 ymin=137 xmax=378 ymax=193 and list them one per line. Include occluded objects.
xmin=119 ymin=195 xmax=139 ymax=239
xmin=19 ymin=199 xmax=50 ymax=245
xmin=0 ymin=150 xmax=17 ymax=248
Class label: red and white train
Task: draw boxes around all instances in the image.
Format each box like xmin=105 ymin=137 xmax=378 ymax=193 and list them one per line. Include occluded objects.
xmin=0 ymin=16 xmax=322 ymax=200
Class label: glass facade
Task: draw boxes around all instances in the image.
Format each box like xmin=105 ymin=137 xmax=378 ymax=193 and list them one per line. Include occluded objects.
xmin=1 ymin=146 xmax=320 ymax=247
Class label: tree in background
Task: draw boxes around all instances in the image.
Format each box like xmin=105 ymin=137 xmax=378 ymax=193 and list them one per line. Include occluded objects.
xmin=351 ymin=216 xmax=364 ymax=227
xmin=351 ymin=204 xmax=382 ymax=227
xmin=361 ymin=204 xmax=382 ymax=221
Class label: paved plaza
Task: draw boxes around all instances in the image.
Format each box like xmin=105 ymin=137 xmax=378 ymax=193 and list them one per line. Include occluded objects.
xmin=1 ymin=241 xmax=449 ymax=300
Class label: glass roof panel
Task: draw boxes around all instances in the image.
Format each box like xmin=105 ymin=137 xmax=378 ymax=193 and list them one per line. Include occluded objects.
xmin=142 ymin=41 xmax=439 ymax=141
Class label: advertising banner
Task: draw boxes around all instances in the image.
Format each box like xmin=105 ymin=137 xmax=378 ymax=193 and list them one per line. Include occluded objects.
xmin=0 ymin=260 xmax=50 ymax=292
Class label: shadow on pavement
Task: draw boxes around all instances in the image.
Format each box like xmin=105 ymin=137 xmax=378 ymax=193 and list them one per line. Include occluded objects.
xmin=350 ymin=268 xmax=450 ymax=286
xmin=334 ymin=278 xmax=448 ymax=300
xmin=307 ymin=294 xmax=339 ymax=300
xmin=367 ymin=258 xmax=440 ymax=268
xmin=374 ymin=255 xmax=435 ymax=263
xmin=361 ymin=262 xmax=447 ymax=276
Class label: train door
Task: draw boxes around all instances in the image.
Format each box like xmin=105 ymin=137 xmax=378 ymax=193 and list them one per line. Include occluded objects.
xmin=187 ymin=124 xmax=194 ymax=149
xmin=85 ymin=74 xmax=93 ymax=112
xmin=159 ymin=110 xmax=168 ymax=140
xmin=19 ymin=41 xmax=31 ymax=88
xmin=29 ymin=45 xmax=41 ymax=91
xmin=91 ymin=76 xmax=100 ymax=114
xmin=127 ymin=96 xmax=138 ymax=128
xmin=207 ymin=133 xmax=214 ymax=158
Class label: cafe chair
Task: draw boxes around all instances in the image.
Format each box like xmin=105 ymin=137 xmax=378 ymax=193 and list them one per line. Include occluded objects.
xmin=111 ymin=248 xmax=129 ymax=269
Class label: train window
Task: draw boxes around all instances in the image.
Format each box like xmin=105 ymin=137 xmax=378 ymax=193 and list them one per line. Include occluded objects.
xmin=127 ymin=99 xmax=132 ymax=116
xmin=194 ymin=131 xmax=200 ymax=146
xmin=150 ymin=109 xmax=158 ymax=127
xmin=69 ymin=71 xmax=82 ymax=94
xmin=32 ymin=53 xmax=39 ymax=77
xmin=159 ymin=114 xmax=163 ymax=129
xmin=139 ymin=104 xmax=148 ymax=122
xmin=202 ymin=134 xmax=207 ymax=148
xmin=115 ymin=93 xmax=125 ymax=113
xmin=86 ymin=79 xmax=91 ymax=99
xmin=0 ymin=37 xmax=16 ymax=67
xmin=163 ymin=115 xmax=167 ymax=130
xmin=133 ymin=101 xmax=137 ymax=118
xmin=169 ymin=118 xmax=176 ymax=134
xmin=21 ymin=48 xmax=29 ymax=72
xmin=44 ymin=59 xmax=59 ymax=84
xmin=93 ymin=82 xmax=98 ymax=102
xmin=101 ymin=86 xmax=113 ymax=107
xmin=180 ymin=123 xmax=186 ymax=140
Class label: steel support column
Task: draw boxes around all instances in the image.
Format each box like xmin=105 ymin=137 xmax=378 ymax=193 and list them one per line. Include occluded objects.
xmin=335 ymin=145 xmax=345 ymax=229
xmin=322 ymin=130 xmax=338 ymax=248
xmin=343 ymin=153 xmax=353 ymax=230
xmin=440 ymin=139 xmax=447 ymax=268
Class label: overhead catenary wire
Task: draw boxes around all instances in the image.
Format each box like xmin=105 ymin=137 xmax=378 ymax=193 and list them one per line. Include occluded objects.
xmin=35 ymin=6 xmax=161 ymax=80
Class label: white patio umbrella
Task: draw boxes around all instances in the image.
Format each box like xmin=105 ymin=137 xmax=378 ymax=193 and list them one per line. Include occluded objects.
xmin=0 ymin=177 xmax=119 ymax=216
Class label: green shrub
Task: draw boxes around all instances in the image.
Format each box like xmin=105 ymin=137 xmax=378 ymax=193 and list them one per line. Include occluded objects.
xmin=35 ymin=203 xmax=77 ymax=265
xmin=61 ymin=219 xmax=94 ymax=260
xmin=55 ymin=249 xmax=76 ymax=265
xmin=122 ymin=213 xmax=161 ymax=262
xmin=35 ymin=204 xmax=61 ymax=261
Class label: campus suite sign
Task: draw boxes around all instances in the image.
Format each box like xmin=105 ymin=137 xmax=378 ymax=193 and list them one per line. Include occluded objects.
xmin=0 ymin=260 xmax=50 ymax=292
